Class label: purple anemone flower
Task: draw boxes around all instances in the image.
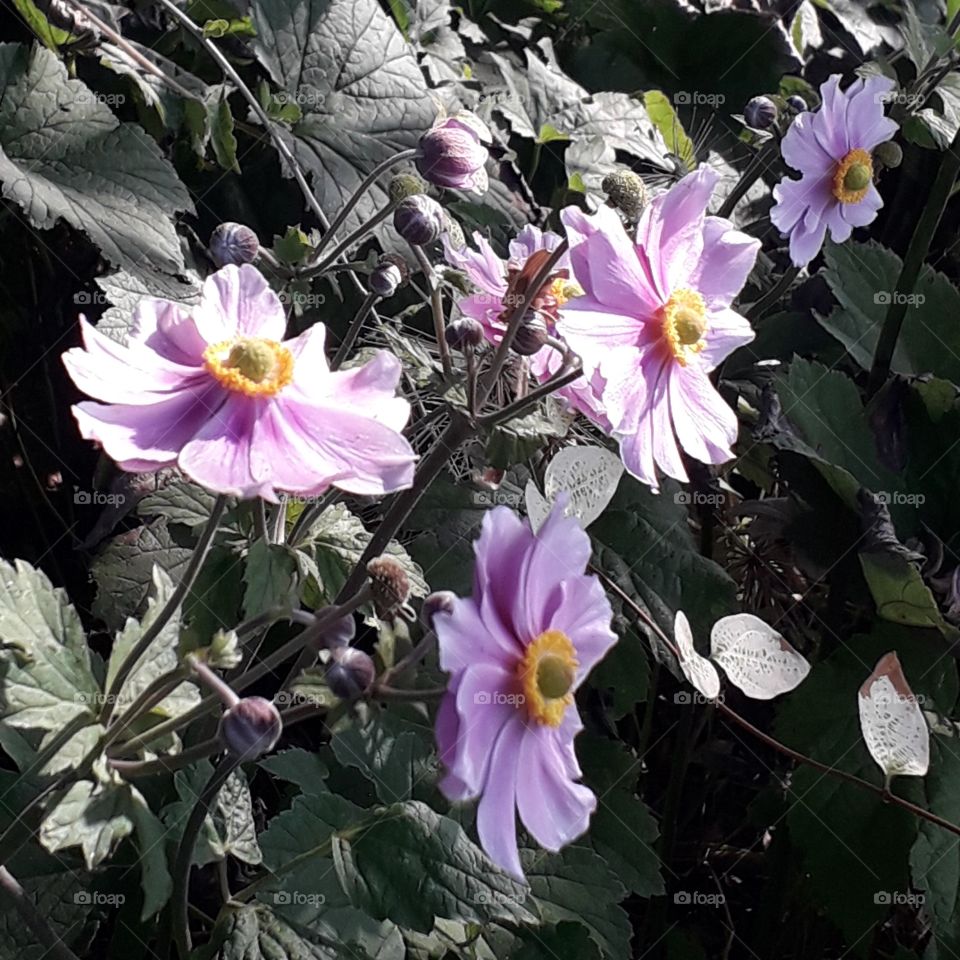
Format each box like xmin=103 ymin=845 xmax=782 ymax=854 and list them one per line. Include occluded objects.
xmin=63 ymin=264 xmax=416 ymax=501
xmin=442 ymin=225 xmax=607 ymax=425
xmin=434 ymin=500 xmax=616 ymax=877
xmin=417 ymin=113 xmax=491 ymax=194
xmin=558 ymin=167 xmax=760 ymax=490
xmin=771 ymin=74 xmax=899 ymax=267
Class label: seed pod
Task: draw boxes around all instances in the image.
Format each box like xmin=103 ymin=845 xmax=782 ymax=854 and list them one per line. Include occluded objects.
xmin=367 ymin=555 xmax=412 ymax=618
xmin=326 ymin=646 xmax=376 ymax=699
xmin=744 ymin=95 xmax=777 ymax=130
xmin=601 ymin=170 xmax=647 ymax=220
xmin=394 ymin=195 xmax=445 ymax=246
xmin=209 ymin=222 xmax=259 ymax=267
xmin=219 ymin=696 xmax=282 ymax=760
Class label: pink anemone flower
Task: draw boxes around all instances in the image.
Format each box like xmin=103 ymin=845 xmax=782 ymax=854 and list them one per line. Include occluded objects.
xmin=443 ymin=225 xmax=607 ymax=425
xmin=557 ymin=167 xmax=760 ymax=490
xmin=771 ymin=74 xmax=898 ymax=267
xmin=63 ymin=264 xmax=416 ymax=501
xmin=434 ymin=499 xmax=616 ymax=877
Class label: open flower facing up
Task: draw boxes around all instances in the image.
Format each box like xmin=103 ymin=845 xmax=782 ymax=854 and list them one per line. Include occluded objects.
xmin=434 ymin=500 xmax=616 ymax=877
xmin=417 ymin=113 xmax=491 ymax=194
xmin=771 ymin=74 xmax=898 ymax=267
xmin=63 ymin=265 xmax=416 ymax=501
xmin=558 ymin=167 xmax=760 ymax=490
xmin=443 ymin=225 xmax=607 ymax=425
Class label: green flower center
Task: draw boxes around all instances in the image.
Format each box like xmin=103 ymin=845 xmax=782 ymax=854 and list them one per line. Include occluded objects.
xmin=843 ymin=163 xmax=872 ymax=193
xmin=225 ymin=339 xmax=277 ymax=383
xmin=536 ymin=654 xmax=576 ymax=699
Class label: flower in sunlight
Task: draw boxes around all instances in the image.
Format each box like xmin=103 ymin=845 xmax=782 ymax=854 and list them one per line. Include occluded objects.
xmin=434 ymin=499 xmax=616 ymax=877
xmin=442 ymin=225 xmax=607 ymax=424
xmin=417 ymin=113 xmax=491 ymax=194
xmin=63 ymin=264 xmax=416 ymax=501
xmin=771 ymin=74 xmax=899 ymax=267
xmin=558 ymin=167 xmax=760 ymax=490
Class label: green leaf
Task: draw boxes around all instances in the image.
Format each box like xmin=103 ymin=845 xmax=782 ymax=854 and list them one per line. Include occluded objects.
xmin=0 ymin=871 xmax=90 ymax=960
xmin=331 ymin=801 xmax=535 ymax=932
xmin=106 ymin=566 xmax=201 ymax=721
xmin=523 ymin=844 xmax=630 ymax=960
xmin=643 ymin=90 xmax=695 ymax=170
xmin=0 ymin=43 xmax=193 ymax=272
xmin=0 ymin=558 xmax=99 ymax=739
xmin=138 ymin=475 xmax=219 ymax=527
xmin=94 ymin=269 xmax=202 ymax=345
xmin=820 ymin=240 xmax=960 ymax=385
xmin=12 ymin=0 xmax=72 ymax=50
xmin=486 ymin=402 xmax=572 ymax=469
xmin=331 ymin=709 xmax=433 ymax=803
xmin=244 ymin=539 xmax=300 ymax=619
xmin=510 ymin=922 xmax=603 ymax=960
xmin=859 ymin=552 xmax=949 ymax=633
xmin=250 ymin=0 xmax=435 ymax=244
xmin=128 ymin=785 xmax=174 ymax=919
xmin=259 ymin=748 xmax=329 ymax=794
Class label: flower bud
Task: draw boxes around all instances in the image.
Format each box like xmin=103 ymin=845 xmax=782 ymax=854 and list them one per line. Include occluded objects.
xmin=786 ymin=95 xmax=807 ymax=114
xmin=744 ymin=96 xmax=777 ymax=130
xmin=389 ymin=172 xmax=427 ymax=202
xmin=219 ymin=696 xmax=282 ymax=760
xmin=512 ymin=313 xmax=549 ymax=356
xmin=326 ymin=646 xmax=376 ymax=699
xmin=209 ymin=222 xmax=259 ymax=267
xmin=873 ymin=140 xmax=902 ymax=170
xmin=206 ymin=629 xmax=242 ymax=670
xmin=443 ymin=213 xmax=466 ymax=251
xmin=421 ymin=590 xmax=456 ymax=630
xmin=445 ymin=317 xmax=485 ymax=351
xmin=394 ymin=195 xmax=445 ymax=246
xmin=367 ymin=555 xmax=412 ymax=618
xmin=416 ymin=114 xmax=491 ymax=194
xmin=369 ymin=260 xmax=404 ymax=298
xmin=601 ymin=170 xmax=647 ymax=220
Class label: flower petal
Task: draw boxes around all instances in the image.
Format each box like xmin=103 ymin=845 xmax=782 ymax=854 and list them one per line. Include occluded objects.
xmin=476 ymin=712 xmax=526 ymax=878
xmin=700 ymin=307 xmax=755 ymax=371
xmin=668 ymin=364 xmax=738 ymax=465
xmin=546 ymin=574 xmax=617 ymax=681
xmin=435 ymin=596 xmax=520 ymax=676
xmin=130 ymin=298 xmax=209 ymax=362
xmin=199 ymin=264 xmax=286 ymax=342
xmin=689 ymin=216 xmax=761 ymax=310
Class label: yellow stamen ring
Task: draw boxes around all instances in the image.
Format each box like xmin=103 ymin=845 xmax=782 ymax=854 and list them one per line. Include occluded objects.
xmin=832 ymin=148 xmax=873 ymax=204
xmin=548 ymin=277 xmax=584 ymax=307
xmin=660 ymin=288 xmax=708 ymax=366
xmin=517 ymin=629 xmax=579 ymax=727
xmin=203 ymin=337 xmax=294 ymax=397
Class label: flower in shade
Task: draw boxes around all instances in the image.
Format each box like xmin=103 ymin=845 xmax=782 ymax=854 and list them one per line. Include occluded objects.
xmin=558 ymin=167 xmax=760 ymax=490
xmin=63 ymin=264 xmax=416 ymax=501
xmin=434 ymin=499 xmax=616 ymax=877
xmin=417 ymin=113 xmax=491 ymax=194
xmin=771 ymin=74 xmax=898 ymax=267
xmin=442 ymin=225 xmax=607 ymax=425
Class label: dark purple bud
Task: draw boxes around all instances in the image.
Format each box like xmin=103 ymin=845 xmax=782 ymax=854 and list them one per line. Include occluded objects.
xmin=421 ymin=590 xmax=456 ymax=630
xmin=210 ymin=222 xmax=259 ymax=267
xmin=744 ymin=96 xmax=777 ymax=130
xmin=416 ymin=113 xmax=491 ymax=194
xmin=367 ymin=555 xmax=412 ymax=618
xmin=370 ymin=261 xmax=403 ymax=298
xmin=394 ymin=195 xmax=445 ymax=246
xmin=512 ymin=314 xmax=549 ymax=356
xmin=445 ymin=317 xmax=484 ymax=351
xmin=219 ymin=696 xmax=282 ymax=759
xmin=786 ymin=95 xmax=807 ymax=114
xmin=317 ymin=611 xmax=356 ymax=650
xmin=326 ymin=646 xmax=376 ymax=699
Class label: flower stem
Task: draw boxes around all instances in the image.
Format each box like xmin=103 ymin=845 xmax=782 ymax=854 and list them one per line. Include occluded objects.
xmin=100 ymin=495 xmax=228 ymax=723
xmin=331 ymin=292 xmax=381 ymax=370
xmin=478 ymin=355 xmax=583 ymax=428
xmin=717 ymin=139 xmax=778 ymax=220
xmin=411 ymin=244 xmax=452 ymax=378
xmin=109 ymin=737 xmax=221 ymax=778
xmin=171 ymin=756 xmax=240 ymax=958
xmin=306 ymin=202 xmax=399 ymax=277
xmin=746 ymin=264 xmax=800 ymax=321
xmin=289 ymin=488 xmax=341 ymax=547
xmin=867 ymin=125 xmax=960 ymax=396
xmin=0 ymin=867 xmax=81 ymax=960
xmin=310 ymin=151 xmax=417 ymax=261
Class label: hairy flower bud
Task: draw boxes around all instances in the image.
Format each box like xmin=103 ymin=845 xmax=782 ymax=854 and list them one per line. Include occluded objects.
xmin=389 ymin=172 xmax=427 ymax=202
xmin=744 ymin=95 xmax=777 ymax=130
xmin=873 ymin=140 xmax=903 ymax=170
xmin=416 ymin=114 xmax=491 ymax=194
xmin=786 ymin=95 xmax=807 ymax=114
xmin=601 ymin=170 xmax=647 ymax=220
xmin=367 ymin=555 xmax=412 ymax=618
xmin=209 ymin=222 xmax=259 ymax=267
xmin=326 ymin=646 xmax=376 ymax=699
xmin=394 ymin=195 xmax=445 ymax=246
xmin=445 ymin=317 xmax=484 ymax=351
xmin=370 ymin=260 xmax=404 ymax=298
xmin=421 ymin=590 xmax=456 ymax=630
xmin=219 ymin=696 xmax=282 ymax=760
xmin=512 ymin=313 xmax=549 ymax=356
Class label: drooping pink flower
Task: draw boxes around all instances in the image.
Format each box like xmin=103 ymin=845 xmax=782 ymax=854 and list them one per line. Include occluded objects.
xmin=442 ymin=225 xmax=607 ymax=425
xmin=434 ymin=500 xmax=616 ymax=877
xmin=417 ymin=113 xmax=491 ymax=194
xmin=771 ymin=74 xmax=898 ymax=267
xmin=63 ymin=264 xmax=416 ymax=501
xmin=558 ymin=167 xmax=760 ymax=490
